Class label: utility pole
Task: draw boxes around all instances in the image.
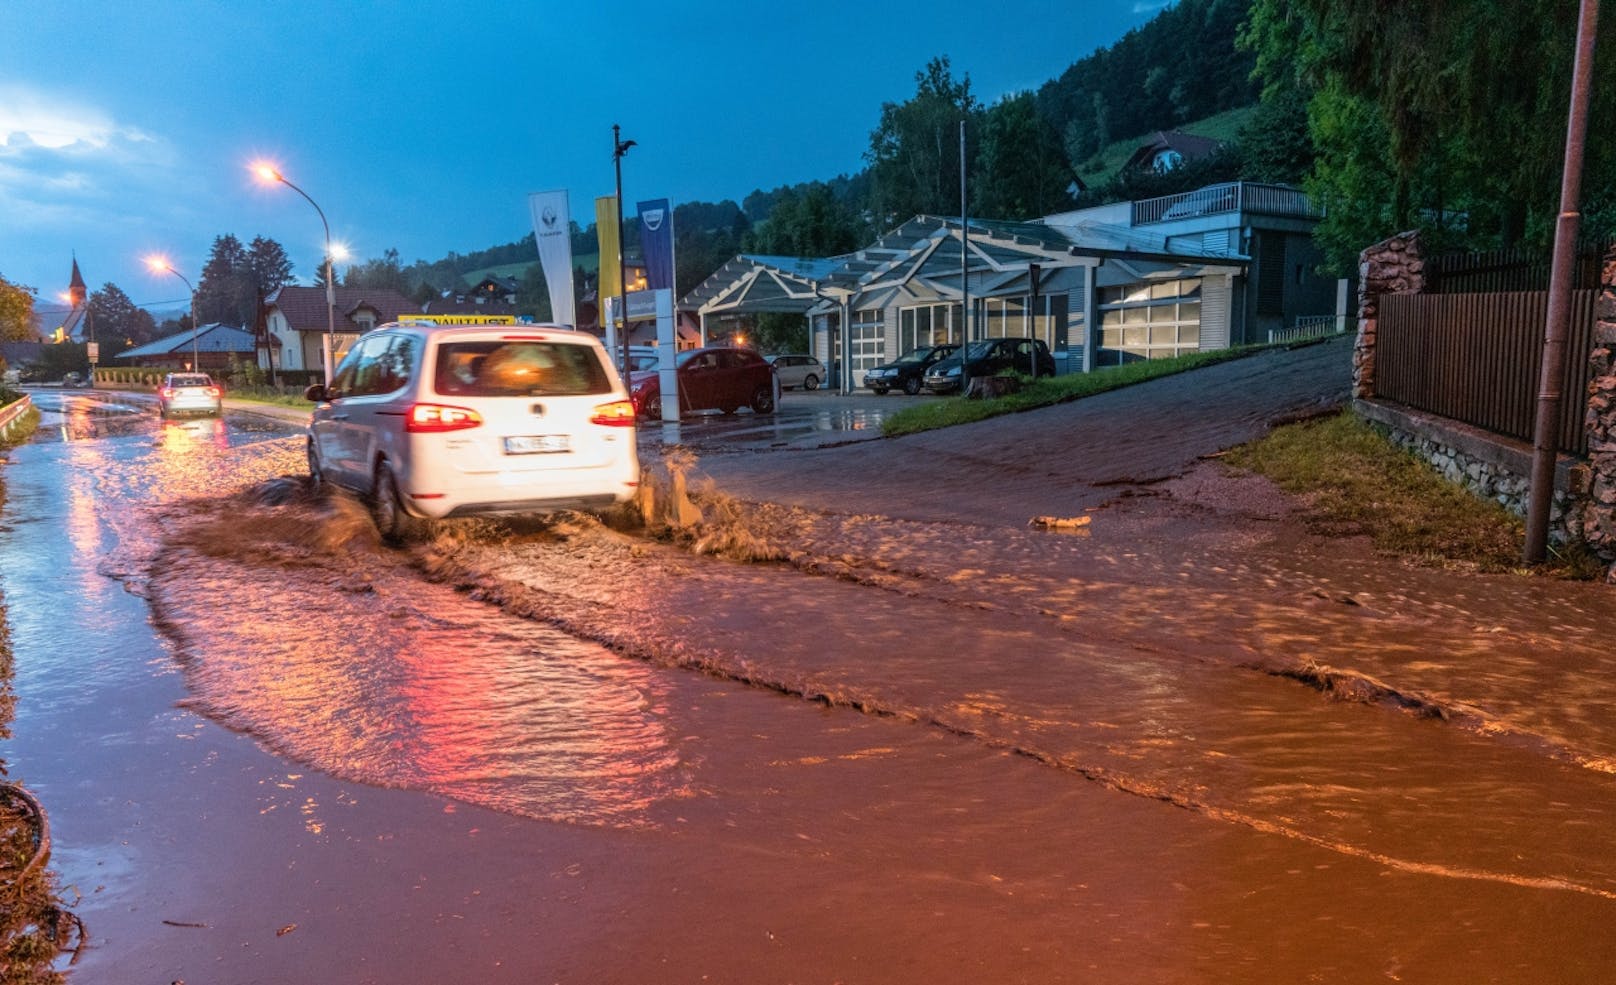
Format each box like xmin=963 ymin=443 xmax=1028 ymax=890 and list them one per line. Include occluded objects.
xmin=1525 ymin=0 xmax=1601 ymax=563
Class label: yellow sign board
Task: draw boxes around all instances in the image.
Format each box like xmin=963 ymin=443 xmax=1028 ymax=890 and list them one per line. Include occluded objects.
xmin=397 ymin=314 xmax=519 ymax=326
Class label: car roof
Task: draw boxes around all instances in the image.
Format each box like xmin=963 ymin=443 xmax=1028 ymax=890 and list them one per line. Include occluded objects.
xmin=375 ymin=322 xmax=603 ymax=345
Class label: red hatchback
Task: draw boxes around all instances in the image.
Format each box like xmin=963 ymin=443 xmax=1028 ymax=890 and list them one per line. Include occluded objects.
xmin=629 ymin=346 xmax=778 ymax=420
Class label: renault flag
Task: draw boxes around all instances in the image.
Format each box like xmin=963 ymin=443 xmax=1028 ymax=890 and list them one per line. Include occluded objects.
xmin=528 ymin=190 xmax=575 ymax=327
xmin=595 ymin=195 xmax=621 ymax=315
xmin=637 ymin=198 xmax=675 ymax=292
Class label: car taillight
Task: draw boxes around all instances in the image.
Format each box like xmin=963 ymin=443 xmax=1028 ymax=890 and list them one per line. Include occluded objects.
xmin=590 ymin=399 xmax=637 ymax=427
xmin=159 ymin=387 xmax=174 ymax=399
xmin=406 ymin=403 xmax=484 ymax=432
xmin=205 ymin=386 xmax=220 ymax=397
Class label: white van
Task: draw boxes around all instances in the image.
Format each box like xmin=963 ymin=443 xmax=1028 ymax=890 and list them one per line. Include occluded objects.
xmin=305 ymin=322 xmax=639 ymax=540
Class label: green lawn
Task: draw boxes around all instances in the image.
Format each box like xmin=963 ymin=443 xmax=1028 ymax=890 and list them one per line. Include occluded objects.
xmin=1074 ymin=106 xmax=1258 ymax=187
xmin=881 ymin=345 xmax=1267 ymax=437
xmin=1224 ymin=411 xmax=1602 ymax=577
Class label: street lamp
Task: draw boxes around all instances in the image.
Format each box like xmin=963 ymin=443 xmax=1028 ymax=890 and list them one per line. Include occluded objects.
xmin=146 ymin=256 xmax=199 ymax=370
xmin=254 ymin=162 xmax=338 ymax=382
xmin=612 ymin=125 xmax=636 ymax=380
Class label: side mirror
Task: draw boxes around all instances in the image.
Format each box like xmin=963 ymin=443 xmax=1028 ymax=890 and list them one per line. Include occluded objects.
xmin=304 ymin=383 xmax=327 ymax=402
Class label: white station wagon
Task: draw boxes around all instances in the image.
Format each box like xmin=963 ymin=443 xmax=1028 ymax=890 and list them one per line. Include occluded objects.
xmin=305 ymin=322 xmax=639 ymax=540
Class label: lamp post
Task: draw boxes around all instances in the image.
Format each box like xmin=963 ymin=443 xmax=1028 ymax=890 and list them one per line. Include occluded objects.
xmin=146 ymin=257 xmax=199 ymax=370
xmin=255 ymin=164 xmax=338 ymax=382
xmin=612 ymin=125 xmax=636 ymax=380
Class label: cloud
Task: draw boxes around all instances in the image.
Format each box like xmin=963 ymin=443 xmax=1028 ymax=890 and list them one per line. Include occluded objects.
xmin=0 ymin=84 xmax=154 ymax=153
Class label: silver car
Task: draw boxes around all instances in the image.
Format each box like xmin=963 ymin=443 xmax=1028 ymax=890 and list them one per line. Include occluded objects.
xmin=157 ymin=373 xmax=222 ymax=417
xmin=765 ymin=353 xmax=825 ymax=390
xmin=305 ymin=323 xmax=639 ymax=541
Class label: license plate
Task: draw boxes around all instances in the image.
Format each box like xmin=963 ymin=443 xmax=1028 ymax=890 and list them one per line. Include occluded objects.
xmin=504 ymin=434 xmax=570 ymax=455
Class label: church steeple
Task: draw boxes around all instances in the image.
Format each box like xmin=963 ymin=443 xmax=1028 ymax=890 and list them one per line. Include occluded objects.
xmin=68 ymin=254 xmax=86 ymax=307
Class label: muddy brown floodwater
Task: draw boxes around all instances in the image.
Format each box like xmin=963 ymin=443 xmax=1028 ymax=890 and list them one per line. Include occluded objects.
xmin=7 ymin=359 xmax=1616 ymax=984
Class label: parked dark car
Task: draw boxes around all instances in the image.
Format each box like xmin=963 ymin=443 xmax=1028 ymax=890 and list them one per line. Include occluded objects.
xmin=630 ymin=346 xmax=778 ymax=420
xmin=862 ymin=344 xmax=959 ymax=395
xmin=922 ymin=338 xmax=1056 ymax=394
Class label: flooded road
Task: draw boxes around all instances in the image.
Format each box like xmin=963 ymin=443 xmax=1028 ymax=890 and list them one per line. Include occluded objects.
xmin=2 ymin=377 xmax=1615 ymax=982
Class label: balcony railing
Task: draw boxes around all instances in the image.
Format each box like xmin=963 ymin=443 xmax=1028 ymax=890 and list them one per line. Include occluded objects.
xmin=1132 ymin=182 xmax=1321 ymax=226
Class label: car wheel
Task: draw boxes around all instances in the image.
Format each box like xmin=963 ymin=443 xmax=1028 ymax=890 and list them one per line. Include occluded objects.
xmin=804 ymin=374 xmax=820 ymax=391
xmin=306 ymin=439 xmax=324 ymax=488
xmin=750 ymin=383 xmax=776 ymax=414
xmin=639 ymin=399 xmax=661 ymax=422
xmin=371 ymin=461 xmax=427 ymax=544
xmin=903 ymin=376 xmax=922 ymax=396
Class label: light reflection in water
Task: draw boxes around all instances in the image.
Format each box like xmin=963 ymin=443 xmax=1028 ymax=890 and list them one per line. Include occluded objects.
xmin=150 ymin=536 xmax=689 ymax=829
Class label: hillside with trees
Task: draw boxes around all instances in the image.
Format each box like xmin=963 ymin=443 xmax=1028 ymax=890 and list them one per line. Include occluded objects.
xmin=343 ymin=0 xmax=1616 ymax=308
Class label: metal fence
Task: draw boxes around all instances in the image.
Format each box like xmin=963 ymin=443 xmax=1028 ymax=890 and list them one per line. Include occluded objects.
xmin=1376 ymin=290 xmax=1597 ymax=456
xmin=1425 ymin=240 xmax=1612 ymax=293
xmin=1269 ymin=315 xmax=1349 ymax=345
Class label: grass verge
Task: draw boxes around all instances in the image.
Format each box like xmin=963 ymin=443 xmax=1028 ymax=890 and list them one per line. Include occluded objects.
xmin=881 ymin=344 xmax=1269 ymax=437
xmin=1224 ymin=410 xmax=1603 ymax=578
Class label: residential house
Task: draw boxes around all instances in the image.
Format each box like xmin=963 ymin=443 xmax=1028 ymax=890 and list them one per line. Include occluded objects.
xmin=263 ymin=285 xmax=417 ymax=376
xmin=116 ymin=324 xmax=264 ymax=371
xmin=1121 ymin=131 xmax=1224 ymax=174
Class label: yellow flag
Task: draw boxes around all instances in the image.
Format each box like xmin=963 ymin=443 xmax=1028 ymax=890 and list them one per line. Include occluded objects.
xmin=595 ymin=195 xmax=621 ymax=304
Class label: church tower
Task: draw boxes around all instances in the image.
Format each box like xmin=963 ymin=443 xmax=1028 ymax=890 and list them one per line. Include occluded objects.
xmin=68 ymin=255 xmax=87 ymax=308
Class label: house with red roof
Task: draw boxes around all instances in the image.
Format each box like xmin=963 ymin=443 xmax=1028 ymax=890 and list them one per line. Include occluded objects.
xmin=263 ymin=285 xmax=417 ymax=376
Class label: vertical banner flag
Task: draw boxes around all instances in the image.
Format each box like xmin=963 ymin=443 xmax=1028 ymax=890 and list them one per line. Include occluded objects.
xmin=528 ymin=190 xmax=575 ymax=327
xmin=595 ymin=196 xmax=621 ymax=316
xmin=636 ymin=199 xmax=675 ymax=292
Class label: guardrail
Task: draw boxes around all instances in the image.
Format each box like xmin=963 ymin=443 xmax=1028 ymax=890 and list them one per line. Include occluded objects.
xmin=0 ymin=394 xmax=34 ymax=440
xmin=1268 ymin=315 xmax=1347 ymax=345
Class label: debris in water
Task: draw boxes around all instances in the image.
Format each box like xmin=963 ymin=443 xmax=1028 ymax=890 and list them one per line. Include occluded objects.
xmin=1029 ymin=515 xmax=1092 ymax=530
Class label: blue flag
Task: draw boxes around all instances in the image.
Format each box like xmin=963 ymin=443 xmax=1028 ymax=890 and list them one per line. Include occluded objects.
xmin=637 ymin=199 xmax=675 ymax=292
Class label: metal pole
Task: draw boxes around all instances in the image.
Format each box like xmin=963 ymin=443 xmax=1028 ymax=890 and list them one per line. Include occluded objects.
xmin=613 ymin=125 xmax=634 ymax=381
xmin=1525 ymin=0 xmax=1600 ymax=563
xmin=271 ymin=173 xmax=336 ymax=382
xmin=959 ymin=118 xmax=971 ymax=396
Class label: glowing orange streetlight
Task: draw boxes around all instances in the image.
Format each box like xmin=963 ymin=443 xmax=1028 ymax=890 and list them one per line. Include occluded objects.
xmin=146 ymin=255 xmax=199 ymax=370
xmin=252 ymin=161 xmax=338 ymax=381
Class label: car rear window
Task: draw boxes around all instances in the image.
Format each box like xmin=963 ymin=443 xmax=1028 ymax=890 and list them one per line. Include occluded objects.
xmin=170 ymin=375 xmax=212 ymax=387
xmin=434 ymin=340 xmax=612 ymax=397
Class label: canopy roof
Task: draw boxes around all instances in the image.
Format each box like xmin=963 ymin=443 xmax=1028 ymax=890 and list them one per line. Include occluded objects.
xmin=682 ymin=214 xmax=1246 ymax=319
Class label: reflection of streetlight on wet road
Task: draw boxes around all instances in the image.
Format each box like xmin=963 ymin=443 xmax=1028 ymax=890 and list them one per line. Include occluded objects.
xmin=253 ymin=162 xmax=339 ymax=381
xmin=145 ymin=256 xmax=198 ymax=370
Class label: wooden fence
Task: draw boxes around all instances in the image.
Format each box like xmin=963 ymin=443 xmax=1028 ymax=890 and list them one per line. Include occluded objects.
xmin=1377 ymin=290 xmax=1596 ymax=456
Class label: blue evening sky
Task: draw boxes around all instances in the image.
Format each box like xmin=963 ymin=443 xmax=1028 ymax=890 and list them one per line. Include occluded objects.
xmin=3 ymin=0 xmax=1170 ymax=317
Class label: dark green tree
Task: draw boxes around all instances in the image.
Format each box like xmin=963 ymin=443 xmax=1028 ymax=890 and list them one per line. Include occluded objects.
xmin=247 ymin=237 xmax=294 ymax=297
xmin=974 ymin=92 xmax=1076 ymax=219
xmin=743 ymin=183 xmax=863 ymax=256
xmin=344 ymin=247 xmax=411 ymax=294
xmin=1244 ymin=0 xmax=1616 ymax=271
xmin=514 ymin=263 xmax=553 ymax=320
xmin=196 ymin=234 xmax=249 ymax=325
xmin=866 ymin=57 xmax=980 ymax=224
xmin=88 ymin=282 xmax=157 ymax=346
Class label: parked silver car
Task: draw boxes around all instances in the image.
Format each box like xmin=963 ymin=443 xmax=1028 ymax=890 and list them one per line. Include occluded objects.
xmin=765 ymin=353 xmax=825 ymax=390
